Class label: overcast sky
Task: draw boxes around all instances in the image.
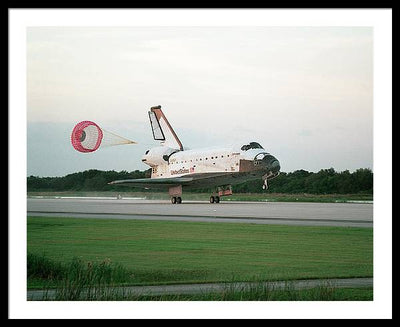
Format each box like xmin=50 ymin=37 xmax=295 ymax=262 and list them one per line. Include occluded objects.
xmin=27 ymin=26 xmax=373 ymax=177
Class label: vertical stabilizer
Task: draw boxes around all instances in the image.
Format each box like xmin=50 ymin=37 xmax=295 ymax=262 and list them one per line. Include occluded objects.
xmin=148 ymin=105 xmax=183 ymax=150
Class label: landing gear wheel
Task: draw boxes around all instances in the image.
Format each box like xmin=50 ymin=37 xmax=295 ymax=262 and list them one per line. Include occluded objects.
xmin=171 ymin=196 xmax=177 ymax=204
xmin=215 ymin=196 xmax=220 ymax=203
xmin=176 ymin=197 xmax=182 ymax=204
xmin=209 ymin=196 xmax=215 ymax=203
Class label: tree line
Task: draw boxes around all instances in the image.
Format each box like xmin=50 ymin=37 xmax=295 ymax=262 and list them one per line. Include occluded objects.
xmin=27 ymin=167 xmax=373 ymax=194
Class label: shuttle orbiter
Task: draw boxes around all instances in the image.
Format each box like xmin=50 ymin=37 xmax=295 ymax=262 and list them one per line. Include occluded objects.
xmin=109 ymin=105 xmax=280 ymax=203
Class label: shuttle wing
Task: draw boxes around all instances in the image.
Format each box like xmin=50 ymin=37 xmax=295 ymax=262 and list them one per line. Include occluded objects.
xmin=108 ymin=176 xmax=194 ymax=190
xmin=109 ymin=172 xmax=255 ymax=190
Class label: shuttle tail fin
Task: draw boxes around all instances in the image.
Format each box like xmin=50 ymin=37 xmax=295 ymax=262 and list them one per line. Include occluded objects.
xmin=148 ymin=105 xmax=183 ymax=150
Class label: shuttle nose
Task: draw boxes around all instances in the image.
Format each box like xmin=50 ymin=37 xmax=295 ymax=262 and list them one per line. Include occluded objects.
xmin=270 ymin=159 xmax=280 ymax=173
xmin=261 ymin=154 xmax=280 ymax=173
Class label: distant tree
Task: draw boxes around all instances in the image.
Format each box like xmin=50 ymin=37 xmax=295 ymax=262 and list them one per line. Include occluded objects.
xmin=27 ymin=168 xmax=373 ymax=194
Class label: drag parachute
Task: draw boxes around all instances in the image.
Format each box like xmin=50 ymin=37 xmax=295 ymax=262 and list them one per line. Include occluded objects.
xmin=71 ymin=120 xmax=136 ymax=153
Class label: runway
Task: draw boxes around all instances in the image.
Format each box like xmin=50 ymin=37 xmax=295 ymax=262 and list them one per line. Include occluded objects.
xmin=27 ymin=197 xmax=373 ymax=228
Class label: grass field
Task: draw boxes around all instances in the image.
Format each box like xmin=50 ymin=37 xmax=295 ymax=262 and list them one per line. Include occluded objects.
xmin=27 ymin=216 xmax=373 ymax=289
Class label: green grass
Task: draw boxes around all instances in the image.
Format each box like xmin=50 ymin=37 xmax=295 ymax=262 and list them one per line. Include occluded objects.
xmin=27 ymin=252 xmax=373 ymax=301
xmin=27 ymin=216 xmax=373 ymax=289
xmin=28 ymin=253 xmax=134 ymax=300
xmin=27 ymin=253 xmax=372 ymax=301
xmin=128 ymin=286 xmax=373 ymax=301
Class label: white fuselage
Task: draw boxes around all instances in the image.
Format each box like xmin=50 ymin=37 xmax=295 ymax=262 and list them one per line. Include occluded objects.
xmin=142 ymin=144 xmax=270 ymax=179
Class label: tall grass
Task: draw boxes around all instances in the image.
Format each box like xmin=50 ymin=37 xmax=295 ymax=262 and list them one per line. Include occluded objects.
xmin=27 ymin=252 xmax=65 ymax=280
xmin=116 ymin=282 xmax=372 ymax=301
xmin=28 ymin=252 xmax=132 ymax=300
xmin=192 ymin=280 xmax=337 ymax=301
xmin=28 ymin=253 xmax=372 ymax=301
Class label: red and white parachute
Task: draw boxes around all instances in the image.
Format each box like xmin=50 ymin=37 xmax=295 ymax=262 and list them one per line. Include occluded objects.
xmin=71 ymin=120 xmax=136 ymax=153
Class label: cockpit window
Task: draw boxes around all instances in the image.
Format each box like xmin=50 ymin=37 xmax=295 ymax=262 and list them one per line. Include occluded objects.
xmin=241 ymin=142 xmax=264 ymax=151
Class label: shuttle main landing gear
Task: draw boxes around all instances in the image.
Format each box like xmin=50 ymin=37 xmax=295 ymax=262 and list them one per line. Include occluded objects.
xmin=209 ymin=195 xmax=220 ymax=203
xmin=169 ymin=185 xmax=182 ymax=204
xmin=210 ymin=185 xmax=232 ymax=204
xmin=171 ymin=196 xmax=182 ymax=204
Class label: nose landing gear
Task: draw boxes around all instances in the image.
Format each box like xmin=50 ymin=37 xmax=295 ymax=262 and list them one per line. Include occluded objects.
xmin=262 ymin=179 xmax=268 ymax=190
xmin=262 ymin=172 xmax=272 ymax=191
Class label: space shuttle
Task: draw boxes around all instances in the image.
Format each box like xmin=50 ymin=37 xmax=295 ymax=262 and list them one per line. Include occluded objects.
xmin=109 ymin=105 xmax=280 ymax=204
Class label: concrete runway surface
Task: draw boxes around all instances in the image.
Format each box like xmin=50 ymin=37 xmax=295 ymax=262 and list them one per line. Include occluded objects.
xmin=27 ymin=197 xmax=373 ymax=228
